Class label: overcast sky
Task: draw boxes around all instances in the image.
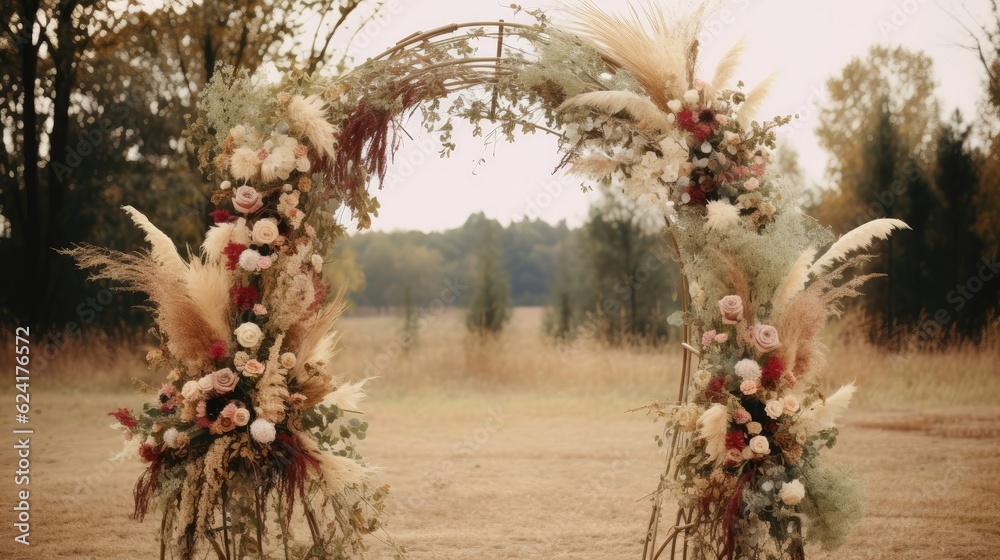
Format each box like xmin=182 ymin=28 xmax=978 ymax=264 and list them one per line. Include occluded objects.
xmin=317 ymin=0 xmax=989 ymax=233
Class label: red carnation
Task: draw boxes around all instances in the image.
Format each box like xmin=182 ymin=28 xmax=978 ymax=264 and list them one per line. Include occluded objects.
xmin=761 ymin=357 xmax=785 ymax=388
xmin=230 ymin=284 xmax=259 ymax=311
xmin=210 ymin=209 xmax=233 ymax=224
xmin=138 ymin=443 xmax=160 ymax=463
xmin=704 ymin=376 xmax=728 ymax=403
xmin=677 ymin=108 xmax=696 ymax=132
xmin=109 ymin=408 xmax=138 ymax=429
xmin=209 ymin=339 xmax=228 ymax=359
xmin=725 ymin=430 xmax=746 ymax=451
xmin=223 ymin=243 xmax=247 ymax=271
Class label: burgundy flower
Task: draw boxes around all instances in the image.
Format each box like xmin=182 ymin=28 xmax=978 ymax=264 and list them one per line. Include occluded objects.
xmin=138 ymin=443 xmax=159 ymax=463
xmin=725 ymin=430 xmax=747 ymax=451
xmin=684 ymin=186 xmax=708 ymax=206
xmin=223 ymin=243 xmax=247 ymax=271
xmin=210 ymin=209 xmax=233 ymax=224
xmin=705 ymin=377 xmax=728 ymax=403
xmin=229 ymin=284 xmax=259 ymax=311
xmin=109 ymin=408 xmax=138 ymax=429
xmin=761 ymin=357 xmax=785 ymax=388
xmin=209 ymin=339 xmax=228 ymax=359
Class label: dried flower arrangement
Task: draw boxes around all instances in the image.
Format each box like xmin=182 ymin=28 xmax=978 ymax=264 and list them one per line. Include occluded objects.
xmin=65 ymin=2 xmax=905 ymax=559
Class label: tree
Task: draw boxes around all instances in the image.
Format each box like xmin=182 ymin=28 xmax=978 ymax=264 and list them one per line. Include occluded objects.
xmin=466 ymin=219 xmax=511 ymax=335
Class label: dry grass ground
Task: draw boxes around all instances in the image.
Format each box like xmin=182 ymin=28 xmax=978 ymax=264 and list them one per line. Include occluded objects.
xmin=1 ymin=308 xmax=998 ymax=559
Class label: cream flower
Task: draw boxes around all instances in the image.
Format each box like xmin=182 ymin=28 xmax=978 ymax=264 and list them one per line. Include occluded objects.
xmin=693 ymin=369 xmax=712 ymax=387
xmin=280 ymin=352 xmax=297 ymax=369
xmin=250 ymin=419 xmax=276 ymax=444
xmin=230 ymin=148 xmax=261 ymax=180
xmin=181 ymin=380 xmax=200 ymax=400
xmin=311 ymin=254 xmax=323 ymax=273
xmin=751 ymin=324 xmax=781 ymax=353
xmin=196 ymin=376 xmax=213 ymax=393
xmin=261 ymin=146 xmax=296 ymax=182
xmin=782 ymin=395 xmax=800 ymax=413
xmin=747 ymin=422 xmax=762 ymax=435
xmin=234 ymin=322 xmax=263 ymax=348
xmin=778 ymin=479 xmax=806 ymax=505
xmin=734 ymin=359 xmax=761 ymax=382
xmin=163 ymin=427 xmax=179 ymax=448
xmin=749 ymin=435 xmax=770 ymax=454
xmin=238 ymin=248 xmax=262 ymax=272
xmin=718 ymin=295 xmax=744 ymax=324
xmin=705 ymin=200 xmax=740 ymax=233
xmin=765 ymin=399 xmax=785 ymax=419
xmin=683 ymin=89 xmax=700 ymax=105
xmin=252 ymin=218 xmax=280 ymax=245
xmin=233 ymin=408 xmax=251 ymax=427
xmin=233 ymin=185 xmax=263 ymax=214
xmin=233 ymin=351 xmax=250 ymax=368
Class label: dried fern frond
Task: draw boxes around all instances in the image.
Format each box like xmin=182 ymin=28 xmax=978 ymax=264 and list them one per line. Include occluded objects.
xmin=706 ymin=38 xmax=745 ymax=99
xmin=809 ymin=218 xmax=909 ymax=276
xmin=567 ymin=155 xmax=621 ymax=179
xmin=123 ymin=205 xmax=187 ymax=276
xmin=285 ymin=94 xmax=338 ymax=160
xmin=560 ymin=0 xmax=709 ymax=107
xmin=698 ymin=403 xmax=730 ymax=467
xmin=772 ymin=246 xmax=816 ymax=309
xmin=559 ymin=90 xmax=672 ymax=130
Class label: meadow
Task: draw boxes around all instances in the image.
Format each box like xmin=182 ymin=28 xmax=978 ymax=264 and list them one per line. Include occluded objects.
xmin=1 ymin=308 xmax=998 ymax=559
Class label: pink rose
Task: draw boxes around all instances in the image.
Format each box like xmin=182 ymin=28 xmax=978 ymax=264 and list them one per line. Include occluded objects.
xmin=221 ymin=403 xmax=237 ymax=419
xmin=740 ymin=379 xmax=758 ymax=396
xmin=743 ymin=178 xmax=759 ymax=190
xmin=718 ymin=295 xmax=744 ymax=324
xmin=257 ymin=256 xmax=272 ymax=270
xmin=252 ymin=304 xmax=268 ymax=316
xmin=256 ymin=149 xmax=269 ymax=162
xmin=293 ymin=144 xmax=308 ymax=158
xmin=701 ymin=329 xmax=717 ymax=347
xmin=750 ymin=324 xmax=781 ymax=353
xmin=714 ymin=333 xmax=729 ymax=343
xmin=212 ymin=368 xmax=239 ymax=394
xmin=244 ymin=359 xmax=265 ymax=376
xmin=785 ymin=371 xmax=797 ymax=388
xmin=732 ymin=408 xmax=751 ymax=424
xmin=233 ymin=185 xmax=263 ymax=214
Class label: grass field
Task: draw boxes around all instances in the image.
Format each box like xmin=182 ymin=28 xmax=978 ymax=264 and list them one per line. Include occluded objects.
xmin=1 ymin=308 xmax=998 ymax=559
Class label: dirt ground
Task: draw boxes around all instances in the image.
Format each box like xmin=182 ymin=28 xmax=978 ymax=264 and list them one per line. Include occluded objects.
xmin=1 ymin=389 xmax=998 ymax=560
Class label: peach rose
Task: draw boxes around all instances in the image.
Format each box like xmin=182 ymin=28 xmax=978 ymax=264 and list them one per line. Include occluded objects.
xmin=740 ymin=379 xmax=758 ymax=396
xmin=244 ymin=359 xmax=265 ymax=376
xmin=718 ymin=295 xmax=744 ymax=324
xmin=750 ymin=324 xmax=781 ymax=353
xmin=233 ymin=185 xmax=263 ymax=214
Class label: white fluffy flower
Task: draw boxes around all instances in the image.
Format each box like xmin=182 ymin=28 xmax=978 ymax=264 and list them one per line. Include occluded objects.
xmin=163 ymin=428 xmax=179 ymax=448
xmin=252 ymin=218 xmax=280 ymax=245
xmin=748 ymin=435 xmax=770 ymax=455
xmin=238 ymin=248 xmax=262 ymax=272
xmin=705 ymin=200 xmax=740 ymax=232
xmin=230 ymin=147 xmax=261 ymax=180
xmin=778 ymin=479 xmax=806 ymax=505
xmin=234 ymin=322 xmax=263 ymax=348
xmin=261 ymin=145 xmax=296 ymax=182
xmin=734 ymin=359 xmax=761 ymax=382
xmin=765 ymin=399 xmax=785 ymax=419
xmin=249 ymin=419 xmax=276 ymax=444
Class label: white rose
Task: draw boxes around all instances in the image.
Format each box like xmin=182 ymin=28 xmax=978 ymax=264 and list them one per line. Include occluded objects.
xmin=778 ymin=479 xmax=806 ymax=505
xmin=746 ymin=421 xmax=762 ymax=435
xmin=234 ymin=322 xmax=263 ymax=348
xmin=748 ymin=435 xmax=770 ymax=455
xmin=693 ymin=369 xmax=711 ymax=387
xmin=280 ymin=352 xmax=297 ymax=369
xmin=250 ymin=419 xmax=276 ymax=444
xmin=196 ymin=376 xmax=214 ymax=392
xmin=181 ymin=380 xmax=200 ymax=400
xmin=765 ymin=399 xmax=785 ymax=419
xmin=163 ymin=428 xmax=179 ymax=448
xmin=783 ymin=395 xmax=800 ymax=413
xmin=233 ymin=408 xmax=251 ymax=427
xmin=252 ymin=218 xmax=280 ymax=245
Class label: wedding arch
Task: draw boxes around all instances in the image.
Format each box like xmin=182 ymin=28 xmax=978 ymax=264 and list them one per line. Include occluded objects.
xmin=70 ymin=4 xmax=905 ymax=560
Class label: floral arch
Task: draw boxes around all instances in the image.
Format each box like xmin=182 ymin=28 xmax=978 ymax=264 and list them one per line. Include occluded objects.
xmin=70 ymin=5 xmax=905 ymax=560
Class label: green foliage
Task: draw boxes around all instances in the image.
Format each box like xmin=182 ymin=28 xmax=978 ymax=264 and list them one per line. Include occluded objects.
xmin=466 ymin=220 xmax=511 ymax=335
xmin=799 ymin=461 xmax=868 ymax=550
